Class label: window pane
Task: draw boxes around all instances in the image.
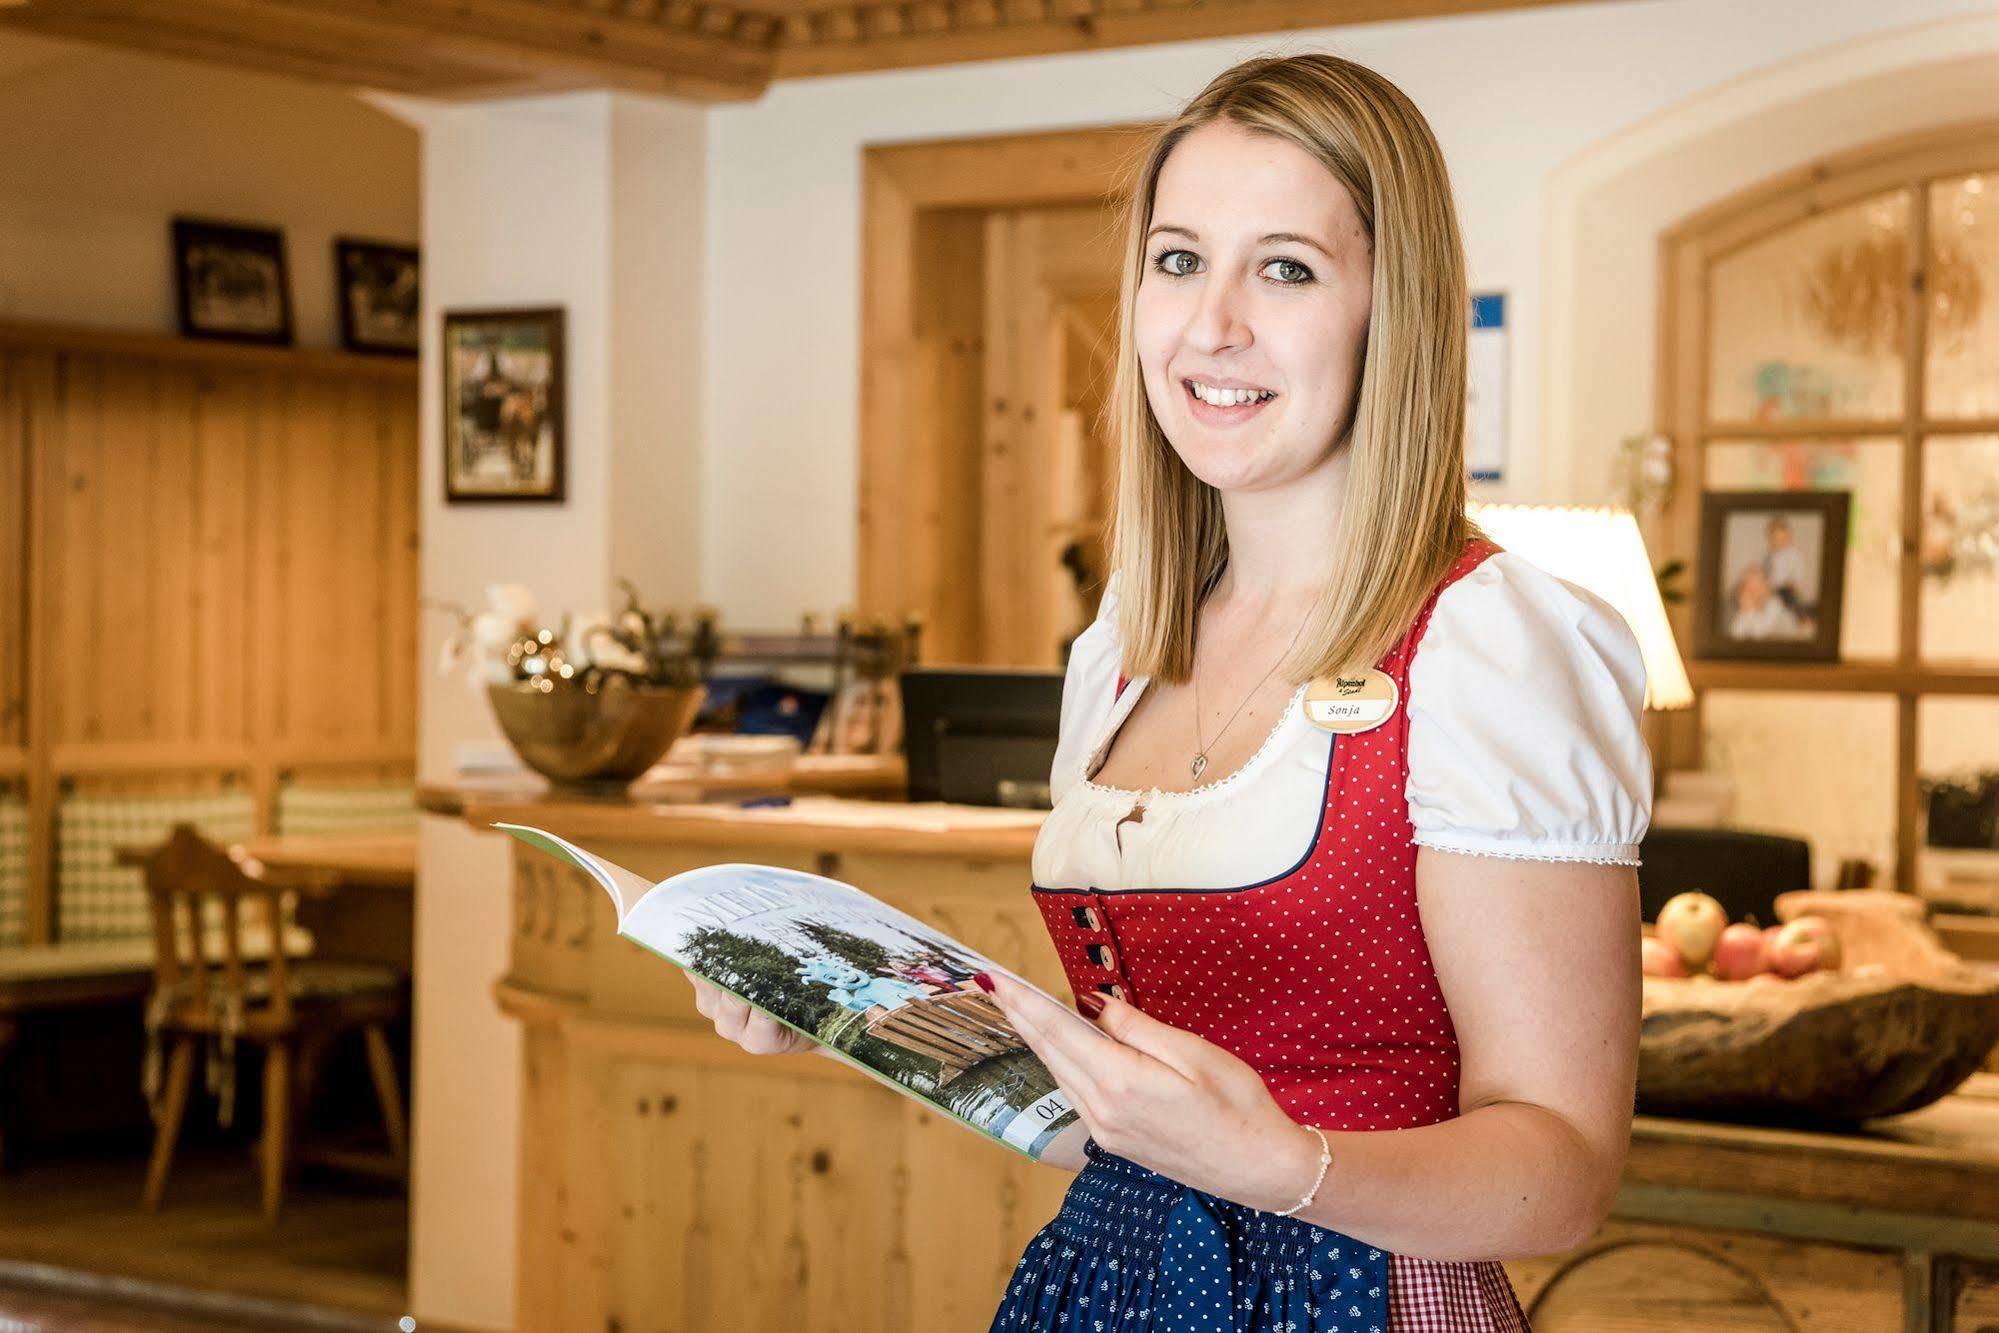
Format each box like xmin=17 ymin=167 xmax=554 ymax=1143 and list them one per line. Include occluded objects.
xmin=1926 ymin=172 xmax=1999 ymax=419
xmin=1705 ymin=438 xmax=1900 ymax=658
xmin=1920 ymin=435 xmax=1999 ymax=664
xmin=1700 ymin=690 xmax=1897 ymax=889
xmin=1708 ymin=189 xmax=1909 ymax=423
xmin=1915 ymin=696 xmax=1999 ymax=907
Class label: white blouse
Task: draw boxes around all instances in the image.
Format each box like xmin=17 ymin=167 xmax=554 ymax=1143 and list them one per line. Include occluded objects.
xmin=1031 ymin=551 xmax=1654 ymax=892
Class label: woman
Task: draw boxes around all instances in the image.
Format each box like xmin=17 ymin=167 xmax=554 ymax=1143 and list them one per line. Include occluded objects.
xmin=690 ymin=50 xmax=1649 ymax=1333
xmin=974 ymin=52 xmax=1648 ymax=1330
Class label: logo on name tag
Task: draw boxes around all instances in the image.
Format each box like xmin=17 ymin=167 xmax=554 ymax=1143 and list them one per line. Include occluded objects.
xmin=1300 ymin=667 xmax=1399 ymax=734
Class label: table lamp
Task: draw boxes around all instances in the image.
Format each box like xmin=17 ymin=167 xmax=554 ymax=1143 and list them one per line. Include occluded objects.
xmin=1468 ymin=502 xmax=1694 ymax=802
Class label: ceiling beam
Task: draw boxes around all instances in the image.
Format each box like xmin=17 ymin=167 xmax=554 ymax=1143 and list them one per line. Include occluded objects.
xmin=1 ymin=0 xmax=774 ymax=101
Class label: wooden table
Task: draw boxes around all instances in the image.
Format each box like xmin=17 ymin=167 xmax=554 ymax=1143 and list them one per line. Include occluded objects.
xmin=231 ymin=831 xmax=416 ymax=973
xmin=434 ymin=784 xmax=1999 ymax=1331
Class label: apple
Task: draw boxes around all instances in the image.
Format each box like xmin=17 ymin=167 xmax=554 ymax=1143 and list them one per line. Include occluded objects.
xmin=1641 ymin=936 xmax=1688 ymax=978
xmin=1711 ymin=923 xmax=1769 ymax=980
xmin=1656 ymin=892 xmax=1728 ymax=970
xmin=1768 ymin=916 xmax=1843 ymax=978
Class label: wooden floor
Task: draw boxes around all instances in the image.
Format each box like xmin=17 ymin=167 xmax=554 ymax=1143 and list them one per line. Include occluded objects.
xmin=0 ymin=1142 xmax=406 ymax=1328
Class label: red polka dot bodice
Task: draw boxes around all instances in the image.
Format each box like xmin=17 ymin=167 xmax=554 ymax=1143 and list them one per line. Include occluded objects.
xmin=1030 ymin=537 xmax=1502 ymax=1134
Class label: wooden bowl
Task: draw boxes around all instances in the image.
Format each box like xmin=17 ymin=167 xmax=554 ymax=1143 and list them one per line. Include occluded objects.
xmin=487 ymin=678 xmax=705 ymax=793
xmin=1638 ymin=890 xmax=1999 ymax=1124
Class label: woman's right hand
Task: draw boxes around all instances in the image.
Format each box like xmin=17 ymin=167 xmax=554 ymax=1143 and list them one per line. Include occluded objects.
xmin=683 ymin=971 xmax=820 ymax=1056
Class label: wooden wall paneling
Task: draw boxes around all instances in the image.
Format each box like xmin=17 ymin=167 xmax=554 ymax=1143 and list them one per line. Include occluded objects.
xmin=859 ymin=165 xmax=918 ymax=634
xmin=153 ymin=365 xmax=199 ymax=750
xmin=981 ymin=212 xmax=1026 ymax=664
xmin=910 ymin=209 xmax=987 ymax=665
xmin=0 ymin=325 xmax=417 ymax=941
xmin=20 ymin=352 xmax=59 ymax=942
xmin=377 ymin=376 xmax=421 ymax=750
xmin=0 ymin=353 xmax=26 ymax=758
xmin=194 ymin=366 xmax=257 ymax=759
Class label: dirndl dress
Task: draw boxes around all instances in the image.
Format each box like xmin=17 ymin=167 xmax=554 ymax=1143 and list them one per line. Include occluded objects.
xmin=990 ymin=537 xmax=1549 ymax=1332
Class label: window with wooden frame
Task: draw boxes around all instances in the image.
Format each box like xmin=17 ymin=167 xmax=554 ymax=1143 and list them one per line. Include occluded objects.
xmin=1656 ymin=121 xmax=1999 ymax=900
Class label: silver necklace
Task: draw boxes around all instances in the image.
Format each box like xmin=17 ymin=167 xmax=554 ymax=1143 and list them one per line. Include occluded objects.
xmin=1189 ymin=614 xmax=1309 ymax=781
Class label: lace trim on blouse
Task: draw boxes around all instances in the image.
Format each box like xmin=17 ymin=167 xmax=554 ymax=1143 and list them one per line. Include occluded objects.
xmin=1077 ymin=677 xmax=1314 ymax=807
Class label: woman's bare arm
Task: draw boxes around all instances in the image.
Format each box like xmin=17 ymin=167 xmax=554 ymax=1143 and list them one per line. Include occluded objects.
xmin=1272 ymin=847 xmax=1640 ymax=1259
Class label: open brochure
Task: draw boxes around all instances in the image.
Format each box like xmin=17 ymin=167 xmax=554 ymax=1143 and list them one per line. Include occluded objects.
xmin=495 ymin=822 xmax=1106 ymax=1162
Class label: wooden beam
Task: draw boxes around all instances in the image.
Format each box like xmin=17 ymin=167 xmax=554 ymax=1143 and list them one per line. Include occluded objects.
xmin=2 ymin=0 xmax=773 ymax=101
xmin=774 ymin=0 xmax=1611 ymax=79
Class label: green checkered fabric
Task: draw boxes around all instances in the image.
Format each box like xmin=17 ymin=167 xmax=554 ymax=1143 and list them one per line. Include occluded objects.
xmin=56 ymin=792 xmax=256 ymax=943
xmin=0 ymin=795 xmax=25 ymax=948
xmin=276 ymin=783 xmax=418 ymax=836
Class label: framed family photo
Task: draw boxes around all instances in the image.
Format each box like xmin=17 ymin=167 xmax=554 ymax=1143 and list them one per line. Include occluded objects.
xmin=335 ymin=238 xmax=420 ymax=356
xmin=171 ymin=217 xmax=293 ymax=344
xmin=1693 ymin=490 xmax=1849 ymax=662
xmin=442 ymin=307 xmax=566 ymax=503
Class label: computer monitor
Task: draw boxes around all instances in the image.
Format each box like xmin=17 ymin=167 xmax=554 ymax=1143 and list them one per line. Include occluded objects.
xmin=899 ymin=668 xmax=1065 ymax=807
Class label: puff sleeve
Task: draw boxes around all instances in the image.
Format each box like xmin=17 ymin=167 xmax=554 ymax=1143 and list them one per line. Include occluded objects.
xmin=1405 ymin=550 xmax=1653 ymax=865
xmin=1048 ymin=574 xmax=1122 ymax=806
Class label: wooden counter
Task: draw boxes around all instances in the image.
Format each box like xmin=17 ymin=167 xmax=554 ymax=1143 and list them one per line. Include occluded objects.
xmin=451 ymin=785 xmax=1999 ymax=1331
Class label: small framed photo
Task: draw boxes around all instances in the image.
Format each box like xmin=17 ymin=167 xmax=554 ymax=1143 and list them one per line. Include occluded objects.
xmin=442 ymin=307 xmax=565 ymax=503
xmin=171 ymin=218 xmax=293 ymax=344
xmin=335 ymin=238 xmax=419 ymax=356
xmin=1694 ymin=490 xmax=1849 ymax=661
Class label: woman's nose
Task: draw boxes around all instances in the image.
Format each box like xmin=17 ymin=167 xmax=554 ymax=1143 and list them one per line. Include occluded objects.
xmin=1186 ymin=273 xmax=1253 ymax=354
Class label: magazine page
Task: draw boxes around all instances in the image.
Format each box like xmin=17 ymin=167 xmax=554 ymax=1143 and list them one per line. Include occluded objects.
xmin=494 ymin=823 xmax=1096 ymax=1162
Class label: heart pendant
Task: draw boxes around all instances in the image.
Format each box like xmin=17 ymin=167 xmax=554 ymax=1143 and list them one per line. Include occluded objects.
xmin=1189 ymin=753 xmax=1208 ymax=780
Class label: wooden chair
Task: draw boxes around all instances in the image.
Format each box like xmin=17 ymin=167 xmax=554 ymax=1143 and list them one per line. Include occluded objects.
xmin=126 ymin=823 xmax=409 ymax=1221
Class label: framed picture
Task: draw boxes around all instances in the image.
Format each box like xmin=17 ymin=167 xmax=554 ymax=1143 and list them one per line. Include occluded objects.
xmin=171 ymin=218 xmax=293 ymax=344
xmin=442 ymin=307 xmax=565 ymax=503
xmin=1693 ymin=490 xmax=1849 ymax=661
xmin=335 ymin=238 xmax=419 ymax=356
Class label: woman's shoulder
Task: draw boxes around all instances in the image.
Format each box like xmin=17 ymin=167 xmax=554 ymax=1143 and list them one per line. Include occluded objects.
xmin=1425 ymin=547 xmax=1645 ymax=690
xmin=1406 ymin=546 xmax=1653 ymax=864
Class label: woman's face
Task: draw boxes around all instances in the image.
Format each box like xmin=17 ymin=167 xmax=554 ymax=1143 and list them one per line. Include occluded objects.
xmin=1133 ymin=119 xmax=1374 ymax=494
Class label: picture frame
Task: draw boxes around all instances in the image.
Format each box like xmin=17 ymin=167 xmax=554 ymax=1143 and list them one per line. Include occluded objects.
xmin=442 ymin=307 xmax=566 ymax=503
xmin=335 ymin=238 xmax=419 ymax=356
xmin=171 ymin=217 xmax=293 ymax=345
xmin=1693 ymin=489 xmax=1850 ymax=662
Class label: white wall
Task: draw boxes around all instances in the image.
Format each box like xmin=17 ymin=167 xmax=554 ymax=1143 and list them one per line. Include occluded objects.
xmin=404 ymin=90 xmax=706 ymax=1333
xmin=702 ymin=0 xmax=1999 ymax=625
xmin=0 ymin=30 xmax=416 ymax=344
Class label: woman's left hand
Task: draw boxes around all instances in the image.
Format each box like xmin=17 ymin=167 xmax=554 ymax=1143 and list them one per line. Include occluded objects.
xmin=978 ymin=970 xmax=1317 ymax=1210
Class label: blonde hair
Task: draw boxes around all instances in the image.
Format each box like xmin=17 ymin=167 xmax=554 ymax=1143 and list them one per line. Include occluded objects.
xmin=1105 ymin=53 xmax=1483 ymax=684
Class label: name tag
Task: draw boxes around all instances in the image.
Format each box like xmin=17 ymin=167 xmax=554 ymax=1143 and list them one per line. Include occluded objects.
xmin=1301 ymin=667 xmax=1400 ymax=735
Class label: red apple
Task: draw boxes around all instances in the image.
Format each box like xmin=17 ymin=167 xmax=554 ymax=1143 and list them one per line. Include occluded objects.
xmin=1641 ymin=936 xmax=1688 ymax=978
xmin=1711 ymin=923 xmax=1768 ymax=980
xmin=1656 ymin=892 xmax=1727 ymax=970
xmin=1768 ymin=916 xmax=1843 ymax=978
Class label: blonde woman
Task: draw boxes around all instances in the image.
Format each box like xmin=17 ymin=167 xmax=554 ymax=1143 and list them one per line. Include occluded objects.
xmin=965 ymin=53 xmax=1652 ymax=1331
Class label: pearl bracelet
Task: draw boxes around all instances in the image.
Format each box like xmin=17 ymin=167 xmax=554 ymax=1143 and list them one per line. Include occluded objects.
xmin=1272 ymin=1124 xmax=1331 ymax=1217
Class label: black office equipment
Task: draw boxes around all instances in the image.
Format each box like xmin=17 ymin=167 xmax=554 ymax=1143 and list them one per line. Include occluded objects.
xmin=1636 ymin=826 xmax=1813 ymax=926
xmin=899 ymin=668 xmax=1065 ymax=807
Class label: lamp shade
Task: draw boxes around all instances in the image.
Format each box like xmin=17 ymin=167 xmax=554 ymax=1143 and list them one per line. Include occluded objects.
xmin=1468 ymin=501 xmax=1694 ymax=712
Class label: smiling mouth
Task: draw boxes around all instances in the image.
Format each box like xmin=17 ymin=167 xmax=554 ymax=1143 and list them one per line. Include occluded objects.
xmin=1183 ymin=379 xmax=1277 ymax=409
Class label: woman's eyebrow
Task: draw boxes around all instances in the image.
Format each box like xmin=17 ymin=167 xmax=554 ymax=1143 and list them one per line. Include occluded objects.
xmin=1146 ymin=223 xmax=1332 ymax=258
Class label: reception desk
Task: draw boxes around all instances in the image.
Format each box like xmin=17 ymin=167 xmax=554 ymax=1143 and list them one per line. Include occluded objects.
xmin=427 ymin=782 xmax=1999 ymax=1332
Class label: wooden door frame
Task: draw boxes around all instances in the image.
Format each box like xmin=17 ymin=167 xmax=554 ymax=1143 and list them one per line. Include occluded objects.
xmin=1654 ymin=117 xmax=1999 ymax=892
xmin=858 ymin=121 xmax=1156 ymax=660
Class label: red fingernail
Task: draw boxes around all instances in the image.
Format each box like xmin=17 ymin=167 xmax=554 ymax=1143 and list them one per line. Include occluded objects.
xmin=1077 ymin=992 xmax=1106 ymax=1019
xmin=972 ymin=971 xmax=995 ymax=992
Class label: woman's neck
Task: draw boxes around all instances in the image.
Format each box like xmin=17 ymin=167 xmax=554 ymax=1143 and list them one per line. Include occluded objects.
xmin=1209 ymin=445 xmax=1349 ymax=618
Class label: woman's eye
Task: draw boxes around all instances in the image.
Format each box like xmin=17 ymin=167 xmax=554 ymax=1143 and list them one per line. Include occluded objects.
xmin=1148 ymin=249 xmax=1313 ymax=285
